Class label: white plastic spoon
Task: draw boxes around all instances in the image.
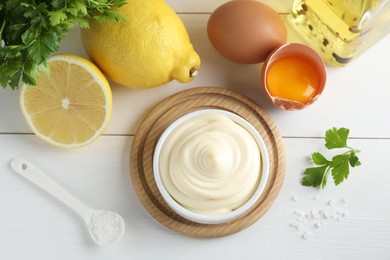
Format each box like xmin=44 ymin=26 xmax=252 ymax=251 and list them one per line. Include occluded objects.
xmin=10 ymin=157 xmax=125 ymax=246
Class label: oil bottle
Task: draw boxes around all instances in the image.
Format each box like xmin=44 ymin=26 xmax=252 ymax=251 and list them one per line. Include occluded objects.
xmin=290 ymin=0 xmax=390 ymax=66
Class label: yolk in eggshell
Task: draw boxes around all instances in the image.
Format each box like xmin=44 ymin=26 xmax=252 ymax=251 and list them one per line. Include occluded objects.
xmin=265 ymin=57 xmax=320 ymax=104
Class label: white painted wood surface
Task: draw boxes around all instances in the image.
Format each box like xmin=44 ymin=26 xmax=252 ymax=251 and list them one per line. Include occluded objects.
xmin=1 ymin=0 xmax=390 ymax=259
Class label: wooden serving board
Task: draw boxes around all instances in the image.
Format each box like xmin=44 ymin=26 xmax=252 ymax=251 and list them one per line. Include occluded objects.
xmin=130 ymin=87 xmax=286 ymax=238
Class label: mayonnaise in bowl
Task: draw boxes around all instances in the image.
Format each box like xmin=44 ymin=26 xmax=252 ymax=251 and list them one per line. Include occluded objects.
xmin=153 ymin=109 xmax=269 ymax=224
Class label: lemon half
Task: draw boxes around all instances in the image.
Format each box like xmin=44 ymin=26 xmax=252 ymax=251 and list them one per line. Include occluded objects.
xmin=20 ymin=54 xmax=112 ymax=148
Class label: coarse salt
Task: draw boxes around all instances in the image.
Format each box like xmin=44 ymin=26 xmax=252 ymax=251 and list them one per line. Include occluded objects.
xmin=289 ymin=195 xmax=350 ymax=240
xmin=291 ymin=195 xmax=300 ymax=201
xmin=310 ymin=209 xmax=320 ymax=219
xmin=302 ymin=230 xmax=312 ymax=240
xmin=88 ymin=211 xmax=125 ymax=246
xmin=314 ymin=222 xmax=322 ymax=229
xmin=314 ymin=220 xmax=327 ymax=229
xmin=294 ymin=209 xmax=305 ymax=217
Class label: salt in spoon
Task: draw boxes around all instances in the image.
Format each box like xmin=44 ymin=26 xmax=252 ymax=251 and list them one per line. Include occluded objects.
xmin=10 ymin=157 xmax=125 ymax=246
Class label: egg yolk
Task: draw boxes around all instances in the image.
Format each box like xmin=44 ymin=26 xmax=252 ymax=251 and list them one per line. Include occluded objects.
xmin=266 ymin=57 xmax=319 ymax=103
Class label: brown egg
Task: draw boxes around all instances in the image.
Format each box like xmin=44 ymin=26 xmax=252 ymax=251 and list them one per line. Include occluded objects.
xmin=207 ymin=0 xmax=287 ymax=64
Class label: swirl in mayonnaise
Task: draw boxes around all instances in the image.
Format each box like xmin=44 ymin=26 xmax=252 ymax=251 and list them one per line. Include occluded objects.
xmin=158 ymin=112 xmax=261 ymax=215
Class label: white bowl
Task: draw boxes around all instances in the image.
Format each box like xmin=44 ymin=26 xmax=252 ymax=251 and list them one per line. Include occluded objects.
xmin=153 ymin=109 xmax=269 ymax=224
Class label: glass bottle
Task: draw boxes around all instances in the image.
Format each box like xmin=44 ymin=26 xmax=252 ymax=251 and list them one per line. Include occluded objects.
xmin=290 ymin=0 xmax=390 ymax=66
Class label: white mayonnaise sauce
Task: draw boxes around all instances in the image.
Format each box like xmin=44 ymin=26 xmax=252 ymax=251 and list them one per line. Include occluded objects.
xmin=159 ymin=113 xmax=261 ymax=214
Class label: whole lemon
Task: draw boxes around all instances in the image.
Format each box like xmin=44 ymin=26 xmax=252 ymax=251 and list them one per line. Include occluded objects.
xmin=81 ymin=0 xmax=201 ymax=89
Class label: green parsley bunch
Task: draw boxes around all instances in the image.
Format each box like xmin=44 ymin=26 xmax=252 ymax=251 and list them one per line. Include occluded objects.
xmin=0 ymin=0 xmax=127 ymax=89
xmin=302 ymin=127 xmax=361 ymax=189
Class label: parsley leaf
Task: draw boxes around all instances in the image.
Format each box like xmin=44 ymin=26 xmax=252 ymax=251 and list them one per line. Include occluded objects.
xmin=302 ymin=127 xmax=361 ymax=189
xmin=0 ymin=0 xmax=127 ymax=90
xmin=311 ymin=152 xmax=329 ymax=165
xmin=302 ymin=165 xmax=328 ymax=188
xmin=349 ymin=151 xmax=361 ymax=167
xmin=331 ymin=154 xmax=350 ymax=185
xmin=325 ymin=127 xmax=349 ymax=149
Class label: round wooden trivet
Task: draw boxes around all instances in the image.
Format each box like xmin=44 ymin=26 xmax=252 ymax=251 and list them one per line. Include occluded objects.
xmin=130 ymin=87 xmax=285 ymax=238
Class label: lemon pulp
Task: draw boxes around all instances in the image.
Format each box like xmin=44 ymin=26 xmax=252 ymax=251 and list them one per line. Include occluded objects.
xmin=20 ymin=54 xmax=112 ymax=148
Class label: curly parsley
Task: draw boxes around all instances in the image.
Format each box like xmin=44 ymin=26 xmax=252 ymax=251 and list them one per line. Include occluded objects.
xmin=302 ymin=127 xmax=361 ymax=189
xmin=0 ymin=0 xmax=127 ymax=89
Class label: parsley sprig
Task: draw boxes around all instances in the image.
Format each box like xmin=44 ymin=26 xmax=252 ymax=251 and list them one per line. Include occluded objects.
xmin=0 ymin=0 xmax=127 ymax=90
xmin=302 ymin=127 xmax=361 ymax=188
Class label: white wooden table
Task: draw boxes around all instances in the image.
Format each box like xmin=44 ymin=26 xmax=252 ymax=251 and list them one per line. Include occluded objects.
xmin=1 ymin=1 xmax=390 ymax=259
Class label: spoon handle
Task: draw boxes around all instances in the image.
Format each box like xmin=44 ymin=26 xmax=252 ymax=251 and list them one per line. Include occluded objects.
xmin=10 ymin=157 xmax=94 ymax=221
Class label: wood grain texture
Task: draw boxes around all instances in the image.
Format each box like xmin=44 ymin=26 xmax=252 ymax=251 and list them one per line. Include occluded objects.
xmin=130 ymin=87 xmax=286 ymax=237
xmin=2 ymin=135 xmax=390 ymax=259
xmin=1 ymin=0 xmax=390 ymax=258
xmin=165 ymin=0 xmax=293 ymax=13
xmin=2 ymin=13 xmax=390 ymax=138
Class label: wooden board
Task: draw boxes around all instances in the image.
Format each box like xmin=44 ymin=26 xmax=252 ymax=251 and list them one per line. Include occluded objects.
xmin=130 ymin=87 xmax=286 ymax=238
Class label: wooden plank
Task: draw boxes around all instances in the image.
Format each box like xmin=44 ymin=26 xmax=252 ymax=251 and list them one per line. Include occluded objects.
xmin=165 ymin=0 xmax=293 ymax=13
xmin=1 ymin=13 xmax=390 ymax=138
xmin=0 ymin=135 xmax=389 ymax=258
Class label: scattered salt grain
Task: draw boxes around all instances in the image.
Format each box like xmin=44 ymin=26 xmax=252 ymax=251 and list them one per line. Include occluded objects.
xmin=322 ymin=207 xmax=338 ymax=219
xmin=291 ymin=221 xmax=304 ymax=231
xmin=289 ymin=195 xmax=350 ymax=240
xmin=294 ymin=209 xmax=305 ymax=217
xmin=309 ymin=209 xmax=320 ymax=219
xmin=291 ymin=195 xmax=300 ymax=201
xmin=302 ymin=230 xmax=312 ymax=240
xmin=298 ymin=217 xmax=307 ymax=224
xmin=314 ymin=222 xmax=322 ymax=229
